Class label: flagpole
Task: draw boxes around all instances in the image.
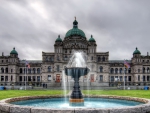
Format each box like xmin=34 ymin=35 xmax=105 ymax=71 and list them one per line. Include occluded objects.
xmin=25 ymin=60 xmax=26 ymax=90
xmin=124 ymin=59 xmax=125 ymax=90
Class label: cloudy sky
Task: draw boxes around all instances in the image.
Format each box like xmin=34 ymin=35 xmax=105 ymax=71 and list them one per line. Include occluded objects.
xmin=0 ymin=0 xmax=150 ymax=60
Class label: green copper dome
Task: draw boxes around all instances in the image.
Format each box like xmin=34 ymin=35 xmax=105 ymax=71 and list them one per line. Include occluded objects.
xmin=133 ymin=47 xmax=141 ymax=54
xmin=10 ymin=47 xmax=18 ymax=55
xmin=55 ymin=35 xmax=62 ymax=42
xmin=65 ymin=19 xmax=86 ymax=38
xmin=89 ymin=35 xmax=95 ymax=42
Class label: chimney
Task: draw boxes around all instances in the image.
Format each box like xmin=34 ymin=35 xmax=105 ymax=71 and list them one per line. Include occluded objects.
xmin=147 ymin=52 xmax=149 ymax=56
xmin=2 ymin=52 xmax=4 ymax=56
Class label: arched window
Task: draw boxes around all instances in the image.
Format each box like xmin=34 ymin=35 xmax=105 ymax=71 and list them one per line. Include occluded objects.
xmin=20 ymin=68 xmax=22 ymax=73
xmin=45 ymin=57 xmax=48 ymax=61
xmin=28 ymin=68 xmax=31 ymax=74
xmin=1 ymin=68 xmax=4 ymax=73
xmin=119 ymin=68 xmax=122 ymax=74
xmin=100 ymin=66 xmax=103 ymax=72
xmin=147 ymin=67 xmax=150 ymax=73
xmin=33 ymin=68 xmax=36 ymax=74
xmin=138 ymin=69 xmax=140 ymax=73
xmin=48 ymin=66 xmax=51 ymax=72
xmin=57 ymin=56 xmax=59 ymax=61
xmin=128 ymin=68 xmax=131 ymax=73
xmin=143 ymin=67 xmax=145 ymax=73
xmin=37 ymin=68 xmax=40 ymax=74
xmin=125 ymin=68 xmax=127 ymax=74
xmin=102 ymin=57 xmax=105 ymax=61
xmin=5 ymin=68 xmax=8 ymax=73
xmin=97 ymin=57 xmax=101 ymax=62
xmin=115 ymin=68 xmax=118 ymax=74
xmin=110 ymin=68 xmax=114 ymax=74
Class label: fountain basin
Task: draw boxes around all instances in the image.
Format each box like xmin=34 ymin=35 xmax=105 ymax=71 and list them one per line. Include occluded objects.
xmin=0 ymin=95 xmax=150 ymax=113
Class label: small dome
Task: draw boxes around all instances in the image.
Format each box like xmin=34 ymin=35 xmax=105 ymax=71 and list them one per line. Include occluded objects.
xmin=133 ymin=47 xmax=141 ymax=54
xmin=89 ymin=35 xmax=95 ymax=42
xmin=65 ymin=19 xmax=86 ymax=38
xmin=55 ymin=35 xmax=62 ymax=42
xmin=10 ymin=47 xmax=18 ymax=55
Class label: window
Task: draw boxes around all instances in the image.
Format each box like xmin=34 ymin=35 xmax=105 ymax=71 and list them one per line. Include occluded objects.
xmin=19 ymin=76 xmax=22 ymax=82
xmin=48 ymin=66 xmax=51 ymax=72
xmin=110 ymin=68 xmax=114 ymax=74
xmin=11 ymin=69 xmax=13 ymax=73
xmin=115 ymin=76 xmax=118 ymax=81
xmin=97 ymin=57 xmax=101 ymax=62
xmin=125 ymin=76 xmax=127 ymax=81
xmin=143 ymin=75 xmax=145 ymax=81
xmin=1 ymin=68 xmax=4 ymax=73
xmin=115 ymin=68 xmax=118 ymax=74
xmin=20 ymin=68 xmax=23 ymax=73
xmin=102 ymin=57 xmax=105 ymax=61
xmin=28 ymin=69 xmax=31 ymax=74
xmin=65 ymin=50 xmax=67 ymax=53
xmin=99 ymin=75 xmax=103 ymax=81
xmin=33 ymin=68 xmax=36 ymax=74
xmin=128 ymin=76 xmax=131 ymax=81
xmin=37 ymin=76 xmax=40 ymax=82
xmin=11 ymin=76 xmax=13 ymax=81
xmin=28 ymin=76 xmax=31 ymax=81
xmin=138 ymin=75 xmax=140 ymax=81
xmin=100 ymin=66 xmax=103 ymax=73
xmin=91 ymin=56 xmax=93 ymax=60
xmin=33 ymin=76 xmax=36 ymax=81
xmin=5 ymin=76 xmax=8 ymax=81
xmin=138 ymin=69 xmax=140 ymax=73
xmin=128 ymin=68 xmax=131 ymax=73
xmin=147 ymin=68 xmax=150 ymax=73
xmin=57 ymin=56 xmax=59 ymax=61
xmin=57 ymin=65 xmax=60 ymax=72
xmin=110 ymin=76 xmax=114 ymax=81
xmin=119 ymin=76 xmax=123 ymax=81
xmin=48 ymin=75 xmax=51 ymax=81
xmin=37 ymin=68 xmax=40 ymax=74
xmin=143 ymin=67 xmax=145 ymax=73
xmin=1 ymin=76 xmax=4 ymax=81
xmin=147 ymin=76 xmax=150 ymax=81
xmin=119 ymin=68 xmax=122 ymax=74
xmin=5 ymin=68 xmax=8 ymax=73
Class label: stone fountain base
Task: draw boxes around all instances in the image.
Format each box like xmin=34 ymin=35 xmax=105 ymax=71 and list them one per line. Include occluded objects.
xmin=69 ymin=98 xmax=84 ymax=106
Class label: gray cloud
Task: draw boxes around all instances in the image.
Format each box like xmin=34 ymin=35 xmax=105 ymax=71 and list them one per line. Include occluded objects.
xmin=0 ymin=0 xmax=150 ymax=60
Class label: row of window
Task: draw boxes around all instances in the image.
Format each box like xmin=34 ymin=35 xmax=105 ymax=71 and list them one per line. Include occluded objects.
xmin=0 ymin=75 xmax=13 ymax=81
xmin=19 ymin=76 xmax=41 ymax=82
xmin=110 ymin=68 xmax=131 ymax=74
xmin=1 ymin=68 xmax=13 ymax=73
xmin=20 ymin=68 xmax=40 ymax=74
xmin=110 ymin=76 xmax=132 ymax=82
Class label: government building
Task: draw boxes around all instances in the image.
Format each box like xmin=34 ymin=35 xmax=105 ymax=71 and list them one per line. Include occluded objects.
xmin=0 ymin=19 xmax=150 ymax=89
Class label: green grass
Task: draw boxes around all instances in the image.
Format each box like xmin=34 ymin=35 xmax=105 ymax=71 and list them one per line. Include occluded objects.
xmin=0 ymin=90 xmax=66 ymax=100
xmin=1 ymin=90 xmax=150 ymax=100
xmin=82 ymin=90 xmax=150 ymax=99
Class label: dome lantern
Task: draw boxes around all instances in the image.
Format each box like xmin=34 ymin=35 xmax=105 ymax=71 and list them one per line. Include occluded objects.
xmin=55 ymin=35 xmax=62 ymax=42
xmin=10 ymin=47 xmax=18 ymax=55
xmin=133 ymin=47 xmax=141 ymax=55
xmin=89 ymin=35 xmax=96 ymax=42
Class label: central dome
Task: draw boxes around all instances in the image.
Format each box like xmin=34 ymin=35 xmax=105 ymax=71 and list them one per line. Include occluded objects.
xmin=65 ymin=19 xmax=86 ymax=38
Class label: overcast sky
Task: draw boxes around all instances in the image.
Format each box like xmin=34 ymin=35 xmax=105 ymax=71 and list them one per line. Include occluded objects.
xmin=0 ymin=0 xmax=150 ymax=60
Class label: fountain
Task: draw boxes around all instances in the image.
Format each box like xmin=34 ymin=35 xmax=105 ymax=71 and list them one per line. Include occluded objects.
xmin=65 ymin=51 xmax=90 ymax=106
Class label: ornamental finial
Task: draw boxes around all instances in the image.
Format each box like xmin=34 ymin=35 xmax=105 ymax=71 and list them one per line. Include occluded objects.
xmin=75 ymin=16 xmax=76 ymax=20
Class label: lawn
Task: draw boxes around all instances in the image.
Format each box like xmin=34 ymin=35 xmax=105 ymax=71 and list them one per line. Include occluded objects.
xmin=82 ymin=90 xmax=150 ymax=99
xmin=0 ymin=90 xmax=150 ymax=100
xmin=0 ymin=90 xmax=65 ymax=100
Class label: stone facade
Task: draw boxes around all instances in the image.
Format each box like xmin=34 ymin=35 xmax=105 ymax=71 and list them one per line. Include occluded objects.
xmin=0 ymin=19 xmax=150 ymax=88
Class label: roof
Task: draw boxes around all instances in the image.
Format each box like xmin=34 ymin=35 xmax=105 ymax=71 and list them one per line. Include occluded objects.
xmin=55 ymin=35 xmax=62 ymax=42
xmin=133 ymin=47 xmax=141 ymax=54
xmin=89 ymin=35 xmax=95 ymax=42
xmin=65 ymin=19 xmax=86 ymax=38
xmin=10 ymin=47 xmax=18 ymax=55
